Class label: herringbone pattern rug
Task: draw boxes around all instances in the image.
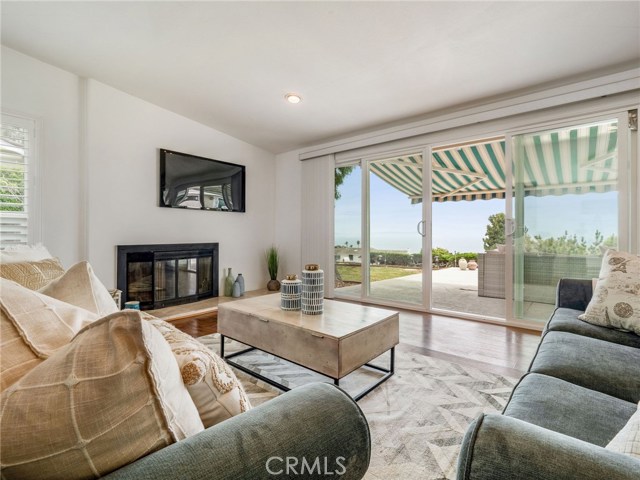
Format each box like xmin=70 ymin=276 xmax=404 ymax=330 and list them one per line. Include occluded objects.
xmin=199 ymin=334 xmax=517 ymax=480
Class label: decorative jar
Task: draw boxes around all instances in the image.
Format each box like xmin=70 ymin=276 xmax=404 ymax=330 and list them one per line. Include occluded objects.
xmin=301 ymin=264 xmax=324 ymax=315
xmin=281 ymin=274 xmax=302 ymax=311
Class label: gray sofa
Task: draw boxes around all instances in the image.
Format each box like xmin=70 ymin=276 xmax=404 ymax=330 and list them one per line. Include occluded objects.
xmin=458 ymin=278 xmax=640 ymax=480
xmin=104 ymin=382 xmax=371 ymax=479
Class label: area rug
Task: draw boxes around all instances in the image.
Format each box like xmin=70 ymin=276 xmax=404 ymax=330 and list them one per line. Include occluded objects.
xmin=198 ymin=334 xmax=517 ymax=480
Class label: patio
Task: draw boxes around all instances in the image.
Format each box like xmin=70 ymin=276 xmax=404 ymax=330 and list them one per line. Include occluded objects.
xmin=336 ymin=267 xmax=555 ymax=321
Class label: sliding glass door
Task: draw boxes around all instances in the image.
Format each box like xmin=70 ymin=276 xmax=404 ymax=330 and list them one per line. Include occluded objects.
xmin=510 ymin=116 xmax=627 ymax=323
xmin=367 ymin=153 xmax=425 ymax=306
xmin=334 ymin=153 xmax=426 ymax=308
xmin=334 ymin=110 xmax=634 ymax=327
xmin=430 ymin=139 xmax=506 ymax=319
xmin=334 ymin=163 xmax=362 ymax=299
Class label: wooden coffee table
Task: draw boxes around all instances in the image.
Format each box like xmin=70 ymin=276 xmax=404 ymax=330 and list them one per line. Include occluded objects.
xmin=218 ymin=294 xmax=399 ymax=401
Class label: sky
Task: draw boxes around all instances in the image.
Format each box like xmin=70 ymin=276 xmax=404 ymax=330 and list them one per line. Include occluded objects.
xmin=335 ymin=167 xmax=618 ymax=254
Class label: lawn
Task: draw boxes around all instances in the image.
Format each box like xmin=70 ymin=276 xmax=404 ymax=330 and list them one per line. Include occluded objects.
xmin=337 ymin=265 xmax=421 ymax=283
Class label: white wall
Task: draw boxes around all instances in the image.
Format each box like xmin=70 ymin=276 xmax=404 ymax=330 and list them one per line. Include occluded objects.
xmin=274 ymin=150 xmax=302 ymax=276
xmin=86 ymin=81 xmax=276 ymax=290
xmin=1 ymin=47 xmax=82 ymax=266
xmin=2 ymin=47 xmax=278 ymax=291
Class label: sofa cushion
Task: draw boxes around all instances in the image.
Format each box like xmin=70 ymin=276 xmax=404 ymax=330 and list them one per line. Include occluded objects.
xmin=0 ymin=278 xmax=97 ymax=391
xmin=504 ymin=373 xmax=636 ymax=447
xmin=143 ymin=315 xmax=251 ymax=428
xmin=579 ymin=249 xmax=640 ymax=335
xmin=529 ymin=331 xmax=640 ymax=403
xmin=0 ymin=311 xmax=204 ymax=479
xmin=607 ymin=401 xmax=640 ymax=459
xmin=0 ymin=257 xmax=65 ymax=290
xmin=546 ymin=308 xmax=640 ymax=349
xmin=39 ymin=261 xmax=119 ymax=317
xmin=556 ymin=278 xmax=593 ymax=311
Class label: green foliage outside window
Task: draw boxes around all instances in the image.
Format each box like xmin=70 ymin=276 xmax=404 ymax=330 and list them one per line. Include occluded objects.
xmin=524 ymin=230 xmax=616 ymax=255
xmin=482 ymin=213 xmax=505 ymax=251
xmin=1 ymin=124 xmax=28 ymax=213
xmin=481 ymin=212 xmax=616 ymax=255
xmin=335 ymin=166 xmax=355 ymax=200
xmin=0 ymin=164 xmax=25 ymax=212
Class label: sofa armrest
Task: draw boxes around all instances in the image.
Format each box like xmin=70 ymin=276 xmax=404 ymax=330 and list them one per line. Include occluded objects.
xmin=556 ymin=278 xmax=593 ymax=310
xmin=105 ymin=383 xmax=370 ymax=480
xmin=458 ymin=414 xmax=640 ymax=480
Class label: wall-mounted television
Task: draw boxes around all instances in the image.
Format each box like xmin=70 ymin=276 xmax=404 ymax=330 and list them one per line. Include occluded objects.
xmin=159 ymin=149 xmax=246 ymax=212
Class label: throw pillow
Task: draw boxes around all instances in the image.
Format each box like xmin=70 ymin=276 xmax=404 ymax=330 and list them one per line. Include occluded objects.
xmin=39 ymin=261 xmax=119 ymax=317
xmin=0 ymin=257 xmax=65 ymax=290
xmin=0 ymin=243 xmax=53 ymax=264
xmin=143 ymin=314 xmax=251 ymax=428
xmin=0 ymin=278 xmax=97 ymax=391
xmin=0 ymin=310 xmax=204 ymax=479
xmin=606 ymin=401 xmax=640 ymax=459
xmin=579 ymin=250 xmax=640 ymax=335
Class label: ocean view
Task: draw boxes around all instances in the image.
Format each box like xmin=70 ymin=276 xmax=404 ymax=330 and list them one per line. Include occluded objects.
xmin=336 ymin=166 xmax=618 ymax=255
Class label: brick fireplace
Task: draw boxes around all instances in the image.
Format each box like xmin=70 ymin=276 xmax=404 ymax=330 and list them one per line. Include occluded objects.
xmin=116 ymin=243 xmax=218 ymax=310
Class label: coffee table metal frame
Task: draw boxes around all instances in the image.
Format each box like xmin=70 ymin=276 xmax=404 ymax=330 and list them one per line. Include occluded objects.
xmin=220 ymin=336 xmax=395 ymax=401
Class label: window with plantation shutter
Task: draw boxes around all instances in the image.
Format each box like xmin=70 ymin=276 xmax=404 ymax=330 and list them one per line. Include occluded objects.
xmin=0 ymin=114 xmax=38 ymax=248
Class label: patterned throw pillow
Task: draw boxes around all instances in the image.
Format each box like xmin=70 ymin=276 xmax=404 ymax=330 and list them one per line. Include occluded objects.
xmin=606 ymin=402 xmax=640 ymax=459
xmin=579 ymin=250 xmax=640 ymax=335
xmin=39 ymin=261 xmax=119 ymax=317
xmin=144 ymin=315 xmax=251 ymax=428
xmin=0 ymin=278 xmax=97 ymax=391
xmin=0 ymin=311 xmax=204 ymax=479
xmin=0 ymin=258 xmax=65 ymax=290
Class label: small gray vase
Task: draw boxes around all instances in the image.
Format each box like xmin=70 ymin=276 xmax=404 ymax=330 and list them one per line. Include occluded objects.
xmin=232 ymin=280 xmax=242 ymax=298
xmin=236 ymin=273 xmax=245 ymax=295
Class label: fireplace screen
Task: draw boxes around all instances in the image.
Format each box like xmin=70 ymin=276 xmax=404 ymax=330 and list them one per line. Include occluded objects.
xmin=117 ymin=243 xmax=218 ymax=310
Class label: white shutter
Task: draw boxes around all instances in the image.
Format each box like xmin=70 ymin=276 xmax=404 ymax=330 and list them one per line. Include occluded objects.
xmin=0 ymin=114 xmax=36 ymax=248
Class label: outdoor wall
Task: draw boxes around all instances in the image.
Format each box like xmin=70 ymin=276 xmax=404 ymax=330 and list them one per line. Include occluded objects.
xmin=1 ymin=46 xmax=82 ymax=267
xmin=2 ymin=47 xmax=278 ymax=290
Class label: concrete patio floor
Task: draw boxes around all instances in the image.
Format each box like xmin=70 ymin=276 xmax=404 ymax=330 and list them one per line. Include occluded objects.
xmin=336 ymin=267 xmax=555 ymax=322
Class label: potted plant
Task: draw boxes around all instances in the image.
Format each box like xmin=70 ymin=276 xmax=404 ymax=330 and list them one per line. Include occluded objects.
xmin=265 ymin=246 xmax=280 ymax=291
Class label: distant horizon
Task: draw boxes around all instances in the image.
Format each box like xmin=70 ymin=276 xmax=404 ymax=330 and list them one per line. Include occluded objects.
xmin=335 ymin=167 xmax=618 ymax=255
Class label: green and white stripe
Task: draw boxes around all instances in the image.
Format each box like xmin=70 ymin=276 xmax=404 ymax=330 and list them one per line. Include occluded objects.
xmin=369 ymin=121 xmax=618 ymax=203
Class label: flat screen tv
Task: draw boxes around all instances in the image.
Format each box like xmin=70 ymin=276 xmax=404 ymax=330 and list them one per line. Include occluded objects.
xmin=159 ymin=149 xmax=245 ymax=212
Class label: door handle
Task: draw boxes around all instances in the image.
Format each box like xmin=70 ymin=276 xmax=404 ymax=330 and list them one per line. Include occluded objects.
xmin=505 ymin=218 xmax=516 ymax=237
xmin=416 ymin=220 xmax=426 ymax=237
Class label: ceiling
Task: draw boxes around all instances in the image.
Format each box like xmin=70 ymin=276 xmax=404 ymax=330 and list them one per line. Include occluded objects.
xmin=1 ymin=1 xmax=639 ymax=153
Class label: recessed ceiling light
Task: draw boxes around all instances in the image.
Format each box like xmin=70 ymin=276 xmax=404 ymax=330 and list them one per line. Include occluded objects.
xmin=285 ymin=93 xmax=302 ymax=104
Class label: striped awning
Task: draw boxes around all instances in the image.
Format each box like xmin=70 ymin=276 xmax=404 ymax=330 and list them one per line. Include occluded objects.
xmin=369 ymin=122 xmax=618 ymax=203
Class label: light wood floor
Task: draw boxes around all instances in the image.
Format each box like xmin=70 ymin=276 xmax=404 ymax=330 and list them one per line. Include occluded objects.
xmin=397 ymin=311 xmax=541 ymax=377
xmin=170 ymin=306 xmax=541 ymax=378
